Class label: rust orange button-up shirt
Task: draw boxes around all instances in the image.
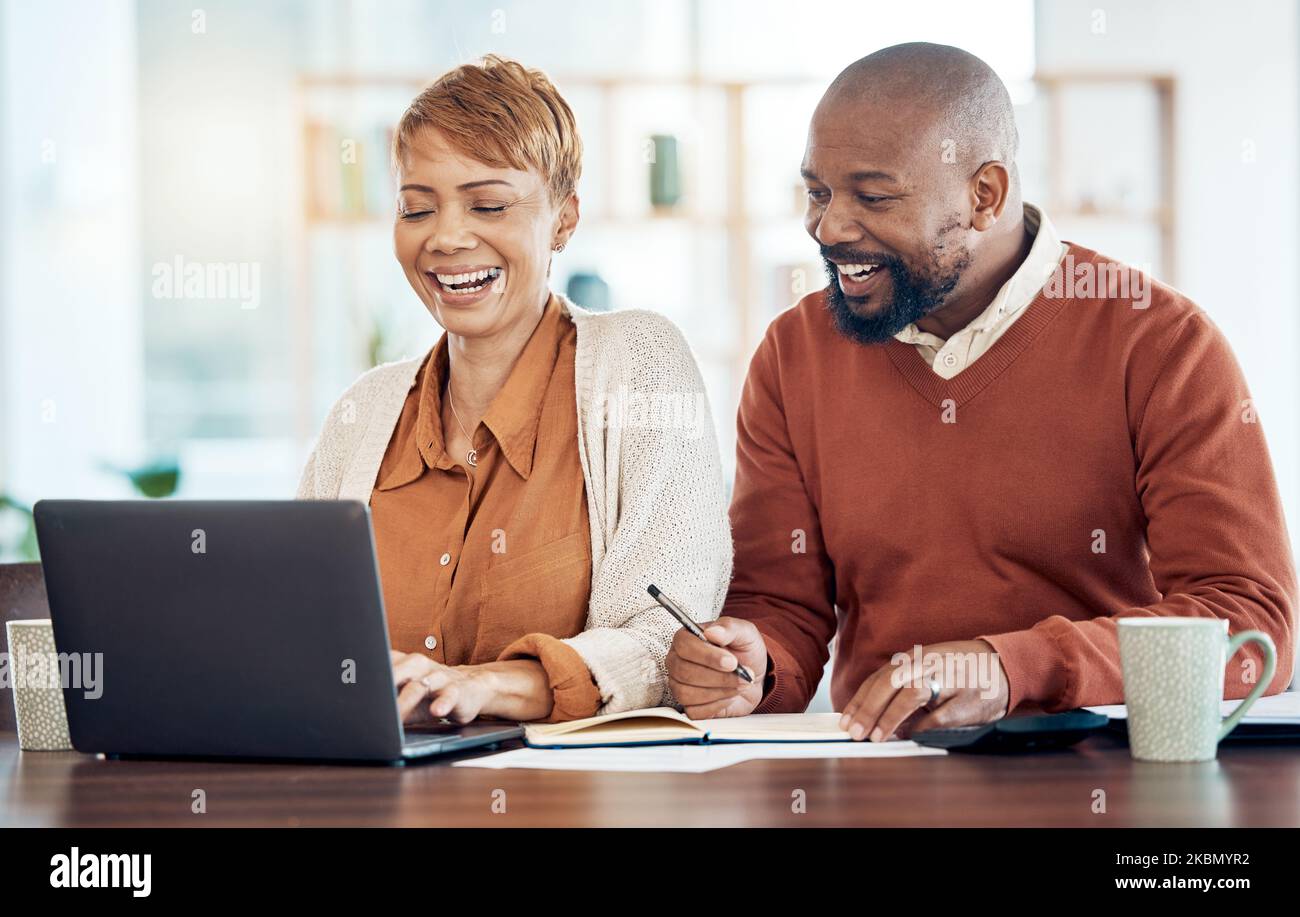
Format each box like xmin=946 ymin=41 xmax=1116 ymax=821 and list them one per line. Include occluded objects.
xmin=369 ymin=296 xmax=599 ymax=720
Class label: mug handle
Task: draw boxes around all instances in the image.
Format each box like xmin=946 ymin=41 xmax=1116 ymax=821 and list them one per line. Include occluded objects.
xmin=1217 ymin=629 xmax=1277 ymax=743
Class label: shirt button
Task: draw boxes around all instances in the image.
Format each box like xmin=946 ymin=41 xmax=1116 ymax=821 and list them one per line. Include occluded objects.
xmin=424 ymin=635 xmax=437 ymax=651
xmin=941 ymin=353 xmax=958 ymax=368
xmin=439 ymin=552 xmax=451 ymax=566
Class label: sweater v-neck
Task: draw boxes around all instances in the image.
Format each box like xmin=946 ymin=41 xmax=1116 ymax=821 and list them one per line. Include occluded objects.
xmin=883 ymin=283 xmax=1070 ymax=408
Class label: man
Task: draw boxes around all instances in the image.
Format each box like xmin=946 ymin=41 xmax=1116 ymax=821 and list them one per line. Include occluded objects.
xmin=667 ymin=42 xmax=1295 ymax=741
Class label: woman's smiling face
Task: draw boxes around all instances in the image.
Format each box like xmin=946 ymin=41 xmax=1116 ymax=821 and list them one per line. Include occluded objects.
xmin=393 ymin=128 xmax=577 ymax=339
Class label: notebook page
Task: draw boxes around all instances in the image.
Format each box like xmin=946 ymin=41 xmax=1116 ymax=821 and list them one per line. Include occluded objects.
xmin=524 ymin=706 xmax=696 ymax=739
xmin=1085 ymin=691 xmax=1300 ymax=723
xmin=697 ymin=712 xmax=854 ymax=742
xmin=454 ymin=741 xmax=946 ymax=773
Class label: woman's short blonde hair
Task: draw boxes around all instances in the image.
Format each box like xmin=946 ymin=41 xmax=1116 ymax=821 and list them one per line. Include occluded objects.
xmin=392 ymin=55 xmax=582 ymax=203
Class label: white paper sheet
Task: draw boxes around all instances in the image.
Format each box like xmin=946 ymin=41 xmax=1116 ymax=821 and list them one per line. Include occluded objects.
xmin=452 ymin=740 xmax=946 ymax=773
xmin=1085 ymin=690 xmax=1300 ymax=723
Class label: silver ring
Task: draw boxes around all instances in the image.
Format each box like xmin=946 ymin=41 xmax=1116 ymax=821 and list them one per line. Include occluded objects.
xmin=925 ymin=676 xmax=941 ymax=709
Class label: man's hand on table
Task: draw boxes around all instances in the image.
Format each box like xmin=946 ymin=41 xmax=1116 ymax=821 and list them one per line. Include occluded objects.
xmin=839 ymin=639 xmax=1010 ymax=741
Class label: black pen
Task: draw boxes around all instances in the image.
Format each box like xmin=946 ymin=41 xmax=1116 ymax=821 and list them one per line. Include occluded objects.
xmin=647 ymin=584 xmax=753 ymax=683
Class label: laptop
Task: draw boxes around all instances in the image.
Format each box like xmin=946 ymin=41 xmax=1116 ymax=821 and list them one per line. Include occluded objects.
xmin=32 ymin=499 xmax=522 ymax=764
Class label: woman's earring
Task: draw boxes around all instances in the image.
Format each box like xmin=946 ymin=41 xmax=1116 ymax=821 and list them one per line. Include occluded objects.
xmin=552 ymin=242 xmax=566 ymax=253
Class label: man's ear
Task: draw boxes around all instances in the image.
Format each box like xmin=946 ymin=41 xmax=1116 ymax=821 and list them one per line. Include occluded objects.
xmin=969 ymin=161 xmax=1011 ymax=232
xmin=554 ymin=192 xmax=581 ymax=248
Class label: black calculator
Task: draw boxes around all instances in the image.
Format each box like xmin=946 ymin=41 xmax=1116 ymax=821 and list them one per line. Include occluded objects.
xmin=911 ymin=710 xmax=1110 ymax=753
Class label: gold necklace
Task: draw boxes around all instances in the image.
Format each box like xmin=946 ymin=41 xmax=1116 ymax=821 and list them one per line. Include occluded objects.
xmin=445 ymin=389 xmax=478 ymax=467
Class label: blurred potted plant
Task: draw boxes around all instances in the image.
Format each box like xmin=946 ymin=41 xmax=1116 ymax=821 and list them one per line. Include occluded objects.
xmin=99 ymin=457 xmax=182 ymax=499
xmin=0 ymin=494 xmax=39 ymax=561
xmin=0 ymin=458 xmax=180 ymax=562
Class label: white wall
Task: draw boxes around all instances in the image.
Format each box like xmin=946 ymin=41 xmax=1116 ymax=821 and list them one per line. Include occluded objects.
xmin=1035 ymin=0 xmax=1300 ymax=559
xmin=0 ymin=0 xmax=143 ymax=508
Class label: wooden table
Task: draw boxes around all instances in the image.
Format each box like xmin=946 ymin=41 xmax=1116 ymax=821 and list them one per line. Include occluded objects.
xmin=3 ymin=731 xmax=1296 ymax=827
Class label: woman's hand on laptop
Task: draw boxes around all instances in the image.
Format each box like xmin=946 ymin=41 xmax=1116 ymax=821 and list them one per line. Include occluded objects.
xmin=392 ymin=651 xmax=491 ymax=724
xmin=390 ymin=651 xmax=554 ymax=724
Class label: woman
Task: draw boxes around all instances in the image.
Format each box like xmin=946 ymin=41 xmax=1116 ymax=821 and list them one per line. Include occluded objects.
xmin=297 ymin=55 xmax=732 ymax=725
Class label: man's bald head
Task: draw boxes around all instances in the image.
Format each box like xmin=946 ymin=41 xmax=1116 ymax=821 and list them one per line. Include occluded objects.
xmin=822 ymin=42 xmax=1019 ymax=185
xmin=803 ymin=43 xmax=1031 ymax=345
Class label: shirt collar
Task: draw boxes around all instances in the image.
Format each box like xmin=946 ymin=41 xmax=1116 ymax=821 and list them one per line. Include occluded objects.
xmin=893 ymin=202 xmax=1066 ymax=344
xmin=373 ymin=345 xmax=449 ymax=492
xmin=478 ymin=293 xmax=565 ymax=480
xmin=969 ymin=202 xmax=1064 ymax=330
xmin=414 ymin=340 xmax=452 ymax=471
xmin=374 ymin=295 xmax=565 ymax=489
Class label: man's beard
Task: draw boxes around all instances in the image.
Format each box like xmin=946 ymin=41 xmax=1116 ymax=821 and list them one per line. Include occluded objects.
xmin=821 ymin=232 xmax=971 ymax=346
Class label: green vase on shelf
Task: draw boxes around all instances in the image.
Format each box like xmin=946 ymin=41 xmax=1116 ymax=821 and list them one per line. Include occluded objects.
xmin=649 ymin=134 xmax=682 ymax=209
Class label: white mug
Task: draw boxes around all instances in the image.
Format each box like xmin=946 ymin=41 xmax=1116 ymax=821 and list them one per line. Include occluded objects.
xmin=1117 ymin=617 xmax=1275 ymax=762
xmin=5 ymin=619 xmax=74 ymax=751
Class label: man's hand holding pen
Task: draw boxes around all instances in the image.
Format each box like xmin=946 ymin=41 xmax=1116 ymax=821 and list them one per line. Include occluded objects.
xmin=665 ymin=617 xmax=768 ymax=720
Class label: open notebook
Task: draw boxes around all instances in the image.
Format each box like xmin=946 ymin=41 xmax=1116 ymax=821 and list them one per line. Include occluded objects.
xmin=524 ymin=708 xmax=853 ymax=748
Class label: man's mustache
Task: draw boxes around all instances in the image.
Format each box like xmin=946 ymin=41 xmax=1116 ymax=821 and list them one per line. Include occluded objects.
xmin=819 ymin=245 xmax=898 ymax=267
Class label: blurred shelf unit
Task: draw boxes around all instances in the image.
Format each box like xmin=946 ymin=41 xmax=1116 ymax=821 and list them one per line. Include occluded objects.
xmin=1033 ymin=72 xmax=1177 ymax=283
xmin=292 ymin=70 xmax=1177 ymax=449
xmin=303 ymin=120 xmax=395 ymax=222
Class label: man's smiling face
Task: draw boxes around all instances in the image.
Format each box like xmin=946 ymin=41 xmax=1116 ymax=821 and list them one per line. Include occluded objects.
xmin=802 ymin=93 xmax=972 ymax=345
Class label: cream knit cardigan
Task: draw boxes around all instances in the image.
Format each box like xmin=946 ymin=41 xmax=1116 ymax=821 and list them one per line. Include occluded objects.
xmin=296 ymin=296 xmax=733 ymax=714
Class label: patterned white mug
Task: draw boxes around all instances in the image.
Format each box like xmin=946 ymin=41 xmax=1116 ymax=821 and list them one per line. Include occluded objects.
xmin=5 ymin=619 xmax=74 ymax=751
xmin=1117 ymin=617 xmax=1276 ymax=762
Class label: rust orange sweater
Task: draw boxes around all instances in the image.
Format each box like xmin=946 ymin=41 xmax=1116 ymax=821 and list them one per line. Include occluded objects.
xmin=726 ymin=244 xmax=1296 ymax=714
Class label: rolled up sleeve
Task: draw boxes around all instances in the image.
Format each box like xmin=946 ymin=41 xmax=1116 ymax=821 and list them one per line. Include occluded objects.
xmin=498 ymin=633 xmax=602 ymax=722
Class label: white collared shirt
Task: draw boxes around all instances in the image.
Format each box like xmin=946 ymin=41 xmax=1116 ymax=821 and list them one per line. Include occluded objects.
xmin=893 ymin=203 xmax=1067 ymax=379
